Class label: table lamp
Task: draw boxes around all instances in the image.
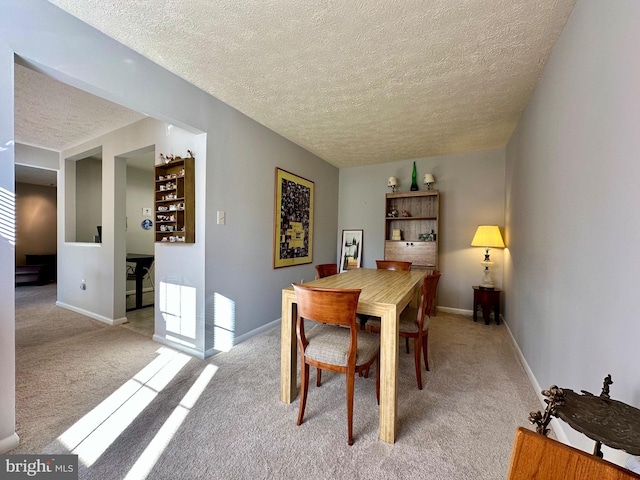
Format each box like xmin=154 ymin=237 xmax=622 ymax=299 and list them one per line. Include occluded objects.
xmin=423 ymin=173 xmax=435 ymax=190
xmin=387 ymin=176 xmax=398 ymax=193
xmin=470 ymin=225 xmax=505 ymax=289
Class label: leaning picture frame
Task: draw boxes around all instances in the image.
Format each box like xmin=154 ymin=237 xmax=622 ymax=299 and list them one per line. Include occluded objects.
xmin=339 ymin=229 xmax=363 ymax=272
xmin=273 ymin=168 xmax=314 ymax=268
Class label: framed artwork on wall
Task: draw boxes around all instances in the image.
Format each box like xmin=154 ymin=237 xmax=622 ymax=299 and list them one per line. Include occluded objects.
xmin=273 ymin=168 xmax=314 ymax=268
xmin=340 ymin=229 xmax=363 ymax=272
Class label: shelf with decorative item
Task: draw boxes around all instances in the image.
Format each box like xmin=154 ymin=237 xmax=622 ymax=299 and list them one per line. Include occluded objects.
xmin=384 ymin=190 xmax=439 ymax=273
xmin=154 ymin=154 xmax=195 ymax=243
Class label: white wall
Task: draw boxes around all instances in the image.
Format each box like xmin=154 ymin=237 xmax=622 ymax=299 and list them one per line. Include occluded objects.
xmin=505 ymin=0 xmax=640 ymax=464
xmin=57 ymin=118 xmax=205 ymax=334
xmin=15 ymin=143 xmax=59 ymax=170
xmin=0 ymin=38 xmax=19 ymax=453
xmin=339 ymin=149 xmax=505 ymax=311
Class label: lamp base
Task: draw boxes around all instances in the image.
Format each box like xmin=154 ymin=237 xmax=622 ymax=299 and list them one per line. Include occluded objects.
xmin=479 ymin=261 xmax=495 ymax=289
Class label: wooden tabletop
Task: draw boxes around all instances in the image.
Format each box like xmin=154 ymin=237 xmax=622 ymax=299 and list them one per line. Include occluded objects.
xmin=284 ymin=268 xmax=425 ymax=316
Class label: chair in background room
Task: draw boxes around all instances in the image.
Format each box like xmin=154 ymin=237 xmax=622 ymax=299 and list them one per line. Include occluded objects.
xmin=507 ymin=427 xmax=640 ymax=480
xmin=292 ymin=283 xmax=380 ymax=445
xmin=315 ymin=263 xmax=339 ymax=279
xmin=126 ymin=261 xmax=155 ymax=291
xmin=375 ymin=260 xmax=412 ymax=271
xmin=366 ymin=271 xmax=441 ymax=390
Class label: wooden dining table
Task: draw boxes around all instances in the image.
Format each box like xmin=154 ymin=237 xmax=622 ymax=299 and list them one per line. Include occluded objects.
xmin=280 ymin=267 xmax=425 ymax=443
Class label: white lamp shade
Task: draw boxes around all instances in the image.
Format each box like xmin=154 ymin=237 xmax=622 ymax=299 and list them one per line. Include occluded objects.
xmin=471 ymin=225 xmax=505 ymax=248
xmin=423 ymin=173 xmax=435 ymax=185
xmin=387 ymin=176 xmax=398 ymax=187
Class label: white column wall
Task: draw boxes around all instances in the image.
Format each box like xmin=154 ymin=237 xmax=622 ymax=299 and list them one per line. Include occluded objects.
xmin=0 ymin=42 xmax=19 ymax=453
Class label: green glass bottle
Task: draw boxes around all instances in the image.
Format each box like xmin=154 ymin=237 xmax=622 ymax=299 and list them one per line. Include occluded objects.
xmin=410 ymin=161 xmax=419 ymax=191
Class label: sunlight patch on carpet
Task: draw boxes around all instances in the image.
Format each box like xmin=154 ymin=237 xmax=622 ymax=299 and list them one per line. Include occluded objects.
xmin=124 ymin=363 xmax=218 ymax=480
xmin=58 ymin=347 xmax=191 ymax=467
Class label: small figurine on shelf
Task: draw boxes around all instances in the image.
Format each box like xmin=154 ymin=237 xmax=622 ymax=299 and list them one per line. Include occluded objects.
xmin=186 ymin=150 xmax=194 ymax=159
xmin=387 ymin=208 xmax=399 ymax=218
xmin=402 ymin=209 xmax=410 ymax=217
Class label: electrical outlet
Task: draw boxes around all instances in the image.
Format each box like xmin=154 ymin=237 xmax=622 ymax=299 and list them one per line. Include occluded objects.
xmin=80 ymin=279 xmax=86 ymax=290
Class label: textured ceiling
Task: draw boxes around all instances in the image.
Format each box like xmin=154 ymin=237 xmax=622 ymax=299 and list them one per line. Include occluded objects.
xmin=14 ymin=63 xmax=145 ymax=152
xmin=33 ymin=0 xmax=575 ymax=168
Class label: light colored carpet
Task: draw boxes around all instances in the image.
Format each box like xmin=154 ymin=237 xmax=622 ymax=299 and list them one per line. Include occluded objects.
xmin=13 ymin=283 xmax=542 ymax=479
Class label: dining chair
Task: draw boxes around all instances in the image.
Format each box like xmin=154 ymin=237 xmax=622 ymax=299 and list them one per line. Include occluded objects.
xmin=375 ymin=260 xmax=412 ymax=271
xmin=292 ymin=283 xmax=380 ymax=446
xmin=126 ymin=262 xmax=155 ymax=290
xmin=315 ymin=263 xmax=339 ymax=279
xmin=366 ymin=270 xmax=441 ymax=390
xmin=507 ymin=427 xmax=640 ymax=479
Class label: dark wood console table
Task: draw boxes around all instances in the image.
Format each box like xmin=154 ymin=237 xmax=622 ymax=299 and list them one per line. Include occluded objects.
xmin=529 ymin=375 xmax=640 ymax=458
xmin=472 ymin=286 xmax=501 ymax=325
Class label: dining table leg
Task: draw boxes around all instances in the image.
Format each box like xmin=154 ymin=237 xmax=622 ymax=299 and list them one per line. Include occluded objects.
xmin=280 ymin=294 xmax=298 ymax=403
xmin=379 ymin=304 xmax=399 ymax=443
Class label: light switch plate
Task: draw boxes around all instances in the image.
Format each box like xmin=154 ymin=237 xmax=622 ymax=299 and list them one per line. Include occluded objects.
xmin=217 ymin=210 xmax=226 ymax=225
xmin=142 ymin=207 xmax=152 ymax=216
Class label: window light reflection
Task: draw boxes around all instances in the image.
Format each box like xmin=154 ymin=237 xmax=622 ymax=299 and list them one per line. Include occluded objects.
xmin=0 ymin=187 xmax=16 ymax=245
xmin=159 ymin=281 xmax=196 ymax=340
xmin=213 ymin=293 xmax=236 ymax=352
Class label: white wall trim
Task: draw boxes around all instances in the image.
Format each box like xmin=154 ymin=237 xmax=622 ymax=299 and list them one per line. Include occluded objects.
xmin=152 ymin=335 xmax=207 ymax=360
xmin=502 ymin=318 xmax=569 ymax=445
xmin=55 ymin=302 xmax=127 ymax=326
xmin=0 ymin=432 xmax=20 ymax=454
xmin=234 ymin=318 xmax=280 ymax=345
xmin=437 ymin=306 xmax=473 ymax=316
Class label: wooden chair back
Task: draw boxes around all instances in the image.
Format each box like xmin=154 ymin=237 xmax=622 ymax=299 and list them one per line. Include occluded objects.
xmin=315 ymin=263 xmax=339 ymax=279
xmin=293 ymin=284 xmax=361 ymax=329
xmin=376 ymin=260 xmax=412 ymax=271
xmin=424 ymin=270 xmax=441 ymax=317
xmin=292 ymin=283 xmax=376 ymax=445
xmin=507 ymin=427 xmax=640 ymax=480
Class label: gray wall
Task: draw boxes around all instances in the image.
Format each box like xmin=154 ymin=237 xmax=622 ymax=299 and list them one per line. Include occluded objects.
xmin=74 ymin=156 xmax=102 ymax=243
xmin=505 ymin=0 xmax=640 ymax=462
xmin=125 ymin=165 xmax=154 ymax=255
xmin=339 ymin=149 xmax=505 ymax=311
xmin=0 ymin=0 xmax=338 ymax=450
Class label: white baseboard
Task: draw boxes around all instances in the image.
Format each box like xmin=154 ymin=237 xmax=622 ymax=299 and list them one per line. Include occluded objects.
xmin=437 ymin=306 xmax=473 ymax=316
xmin=152 ymin=335 xmax=208 ymax=359
xmin=55 ymin=302 xmax=127 ymax=326
xmin=0 ymin=432 xmax=19 ymax=454
xmin=502 ymin=318 xmax=569 ymax=445
xmin=234 ymin=318 xmax=280 ymax=345
xmin=152 ymin=319 xmax=281 ymax=360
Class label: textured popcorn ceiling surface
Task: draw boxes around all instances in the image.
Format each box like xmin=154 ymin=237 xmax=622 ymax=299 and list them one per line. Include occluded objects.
xmin=37 ymin=0 xmax=575 ymax=167
xmin=15 ymin=64 xmax=145 ymax=151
